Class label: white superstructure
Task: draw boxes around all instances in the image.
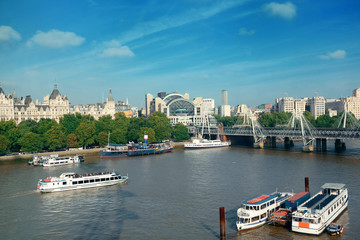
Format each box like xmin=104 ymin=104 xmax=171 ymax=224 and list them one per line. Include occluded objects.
xmin=184 ymin=139 xmax=231 ymax=149
xmin=42 ymin=155 xmax=84 ymax=167
xmin=37 ymin=171 xmax=128 ymax=193
xmin=291 ymin=183 xmax=348 ymax=235
xmin=236 ymin=192 xmax=294 ymax=231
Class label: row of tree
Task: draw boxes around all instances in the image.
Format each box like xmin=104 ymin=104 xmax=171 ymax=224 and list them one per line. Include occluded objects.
xmin=0 ymin=112 xmax=190 ymax=155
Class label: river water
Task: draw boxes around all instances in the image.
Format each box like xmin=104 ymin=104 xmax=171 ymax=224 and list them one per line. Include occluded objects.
xmin=0 ymin=141 xmax=359 ymax=240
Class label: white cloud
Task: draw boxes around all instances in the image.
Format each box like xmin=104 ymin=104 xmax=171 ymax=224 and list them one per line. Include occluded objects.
xmin=120 ymin=0 xmax=248 ymax=43
xmin=264 ymin=2 xmax=296 ymax=20
xmin=0 ymin=25 xmax=21 ymax=42
xmin=104 ymin=40 xmax=122 ymax=47
xmin=318 ymin=50 xmax=346 ymax=60
xmin=100 ymin=46 xmax=135 ymax=58
xmin=27 ymin=29 xmax=85 ymax=48
xmin=238 ymin=27 xmax=255 ymax=36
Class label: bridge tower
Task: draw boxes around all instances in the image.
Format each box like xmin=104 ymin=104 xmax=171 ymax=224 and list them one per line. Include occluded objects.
xmin=333 ymin=106 xmax=360 ymax=151
xmin=234 ymin=109 xmax=265 ymax=148
xmin=288 ymin=111 xmax=316 ymax=152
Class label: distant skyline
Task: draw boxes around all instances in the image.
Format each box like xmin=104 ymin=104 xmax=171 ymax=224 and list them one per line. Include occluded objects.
xmin=0 ymin=0 xmax=359 ymax=108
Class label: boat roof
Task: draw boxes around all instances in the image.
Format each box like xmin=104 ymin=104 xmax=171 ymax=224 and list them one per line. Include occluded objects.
xmin=108 ymin=143 xmax=127 ymax=146
xmin=321 ymin=183 xmax=346 ymax=190
xmin=243 ymin=194 xmax=276 ymax=205
xmin=287 ymin=192 xmax=309 ymax=203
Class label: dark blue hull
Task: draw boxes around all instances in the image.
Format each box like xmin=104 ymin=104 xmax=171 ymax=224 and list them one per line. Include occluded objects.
xmin=100 ymin=150 xmax=128 ymax=158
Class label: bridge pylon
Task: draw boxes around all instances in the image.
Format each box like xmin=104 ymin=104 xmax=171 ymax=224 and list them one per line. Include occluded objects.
xmin=288 ymin=111 xmax=316 ymax=152
xmin=234 ymin=109 xmax=265 ymax=148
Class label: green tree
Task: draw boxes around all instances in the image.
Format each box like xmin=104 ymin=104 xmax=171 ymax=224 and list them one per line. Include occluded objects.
xmin=19 ymin=132 xmax=43 ymax=153
xmin=148 ymin=111 xmax=172 ymax=142
xmin=18 ymin=120 xmax=39 ymax=135
xmin=75 ymin=122 xmax=96 ymax=148
xmin=111 ymin=129 xmax=127 ymax=144
xmin=45 ymin=125 xmax=67 ymax=151
xmin=137 ymin=127 xmax=156 ymax=143
xmin=95 ymin=115 xmax=114 ymax=134
xmin=0 ymin=134 xmax=10 ymax=156
xmin=172 ymin=123 xmax=190 ymax=141
xmin=127 ymin=117 xmax=147 ymax=142
xmin=37 ymin=118 xmax=58 ymax=135
xmin=67 ymin=133 xmax=79 ymax=148
xmin=7 ymin=128 xmax=21 ymax=152
xmin=97 ymin=131 xmax=109 ymax=147
xmin=60 ymin=114 xmax=81 ymax=135
xmin=0 ymin=120 xmax=17 ymax=137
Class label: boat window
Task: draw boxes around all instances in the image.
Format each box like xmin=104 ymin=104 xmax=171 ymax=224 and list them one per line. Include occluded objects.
xmin=62 ymin=182 xmax=66 ymax=185
xmin=101 ymin=178 xmax=105 ymax=181
xmin=84 ymin=180 xmax=89 ymax=183
xmin=251 ymin=216 xmax=259 ymax=222
xmin=90 ymin=179 xmax=95 ymax=183
xmin=246 ymin=206 xmax=249 ymax=210
xmin=261 ymin=213 xmax=266 ymax=219
xmin=106 ymin=178 xmax=110 ymax=181
xmin=256 ymin=206 xmax=259 ymax=211
xmin=111 ymin=177 xmax=114 ymax=180
xmin=261 ymin=204 xmax=266 ymax=209
xmin=95 ymin=179 xmax=100 ymax=182
xmin=73 ymin=181 xmax=77 ymax=185
xmin=328 ymin=210 xmax=330 ymax=214
xmin=114 ymin=177 xmax=118 ymax=180
xmin=270 ymin=200 xmax=275 ymax=205
xmin=79 ymin=181 xmax=84 ymax=184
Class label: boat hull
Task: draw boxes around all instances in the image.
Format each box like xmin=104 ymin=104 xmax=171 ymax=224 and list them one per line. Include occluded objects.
xmin=100 ymin=150 xmax=128 ymax=158
xmin=38 ymin=177 xmax=128 ymax=193
xmin=236 ymin=218 xmax=267 ymax=231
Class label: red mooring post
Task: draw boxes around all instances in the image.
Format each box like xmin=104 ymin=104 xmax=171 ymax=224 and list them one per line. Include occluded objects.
xmin=219 ymin=207 xmax=226 ymax=239
xmin=305 ymin=177 xmax=309 ymax=192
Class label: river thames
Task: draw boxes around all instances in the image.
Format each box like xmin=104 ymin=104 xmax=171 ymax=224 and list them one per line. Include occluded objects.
xmin=0 ymin=142 xmax=359 ymax=240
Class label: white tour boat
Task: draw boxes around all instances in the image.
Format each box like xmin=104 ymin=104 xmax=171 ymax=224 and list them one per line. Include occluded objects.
xmin=184 ymin=139 xmax=231 ymax=149
xmin=37 ymin=171 xmax=128 ymax=192
xmin=291 ymin=183 xmax=348 ymax=235
xmin=236 ymin=191 xmax=294 ymax=231
xmin=42 ymin=155 xmax=84 ymax=167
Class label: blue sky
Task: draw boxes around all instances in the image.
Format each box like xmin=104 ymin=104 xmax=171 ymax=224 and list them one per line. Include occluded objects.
xmin=0 ymin=0 xmax=359 ymax=108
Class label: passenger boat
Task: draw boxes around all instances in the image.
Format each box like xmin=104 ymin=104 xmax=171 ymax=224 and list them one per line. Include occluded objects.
xmin=326 ymin=222 xmax=344 ymax=235
xmin=37 ymin=171 xmax=128 ymax=193
xmin=236 ymin=191 xmax=294 ymax=231
xmin=184 ymin=139 xmax=231 ymax=149
xmin=42 ymin=155 xmax=84 ymax=167
xmin=291 ymin=183 xmax=348 ymax=235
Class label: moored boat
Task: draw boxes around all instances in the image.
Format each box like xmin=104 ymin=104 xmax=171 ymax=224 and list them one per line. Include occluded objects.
xmin=42 ymin=155 xmax=84 ymax=167
xmin=291 ymin=183 xmax=348 ymax=235
xmin=269 ymin=191 xmax=311 ymax=227
xmin=37 ymin=171 xmax=128 ymax=192
xmin=236 ymin=191 xmax=294 ymax=231
xmin=100 ymin=143 xmax=128 ymax=158
xmin=184 ymin=139 xmax=231 ymax=149
xmin=326 ymin=222 xmax=344 ymax=235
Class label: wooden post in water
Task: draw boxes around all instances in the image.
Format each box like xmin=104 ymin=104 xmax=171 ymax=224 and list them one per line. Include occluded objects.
xmin=219 ymin=207 xmax=226 ymax=239
xmin=305 ymin=177 xmax=309 ymax=192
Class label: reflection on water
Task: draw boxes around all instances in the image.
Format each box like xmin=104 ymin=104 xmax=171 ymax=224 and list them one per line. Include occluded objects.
xmin=0 ymin=143 xmax=359 ymax=239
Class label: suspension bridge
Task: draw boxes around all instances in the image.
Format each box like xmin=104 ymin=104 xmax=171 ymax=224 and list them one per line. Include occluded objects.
xmin=189 ymin=109 xmax=360 ymax=152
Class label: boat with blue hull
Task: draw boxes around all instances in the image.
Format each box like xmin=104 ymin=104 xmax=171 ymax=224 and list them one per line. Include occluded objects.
xmin=100 ymin=143 xmax=128 ymax=158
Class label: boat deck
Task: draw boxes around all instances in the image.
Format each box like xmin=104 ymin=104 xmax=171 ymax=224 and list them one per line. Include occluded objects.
xmin=314 ymin=195 xmax=337 ymax=210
